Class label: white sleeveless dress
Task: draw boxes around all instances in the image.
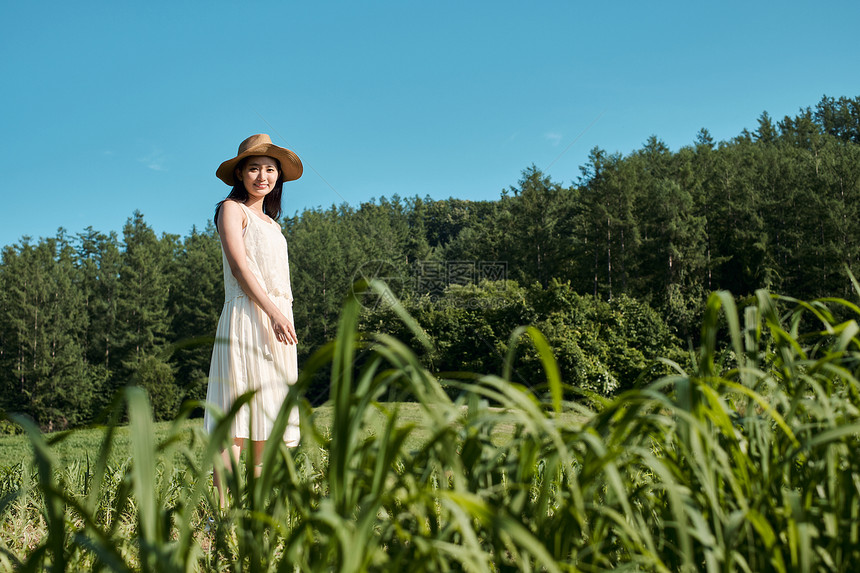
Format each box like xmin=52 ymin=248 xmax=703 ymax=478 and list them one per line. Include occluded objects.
xmin=204 ymin=202 xmax=300 ymax=445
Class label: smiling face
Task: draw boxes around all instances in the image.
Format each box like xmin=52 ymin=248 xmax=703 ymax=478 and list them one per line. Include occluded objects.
xmin=237 ymin=155 xmax=281 ymax=198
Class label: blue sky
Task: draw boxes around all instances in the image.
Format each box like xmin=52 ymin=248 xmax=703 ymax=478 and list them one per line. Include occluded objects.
xmin=2 ymin=0 xmax=858 ymax=248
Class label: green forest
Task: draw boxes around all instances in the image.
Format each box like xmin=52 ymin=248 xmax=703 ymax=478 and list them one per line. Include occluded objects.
xmin=2 ymin=94 xmax=859 ymax=430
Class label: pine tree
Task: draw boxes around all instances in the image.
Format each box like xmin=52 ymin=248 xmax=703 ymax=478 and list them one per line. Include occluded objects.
xmin=503 ymin=166 xmax=576 ymax=288
xmin=814 ymin=95 xmax=860 ymax=144
xmin=754 ymin=112 xmax=778 ymax=143
xmin=287 ymin=206 xmax=353 ymax=350
xmin=115 ymin=211 xmax=179 ymax=420
xmin=76 ymin=226 xmax=121 ymax=416
xmin=168 ymin=222 xmax=222 ymax=403
xmin=577 ymin=149 xmax=642 ymax=299
xmin=0 ymin=233 xmax=102 ymax=428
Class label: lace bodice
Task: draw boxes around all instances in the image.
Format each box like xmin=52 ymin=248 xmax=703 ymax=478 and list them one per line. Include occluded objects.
xmin=222 ymin=202 xmax=293 ymax=304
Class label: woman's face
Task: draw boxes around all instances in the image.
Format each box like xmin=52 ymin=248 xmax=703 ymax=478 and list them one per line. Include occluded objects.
xmin=238 ymin=155 xmax=280 ymax=198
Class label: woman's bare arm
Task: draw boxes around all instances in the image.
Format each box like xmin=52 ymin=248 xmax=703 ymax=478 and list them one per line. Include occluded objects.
xmin=218 ymin=200 xmax=297 ymax=345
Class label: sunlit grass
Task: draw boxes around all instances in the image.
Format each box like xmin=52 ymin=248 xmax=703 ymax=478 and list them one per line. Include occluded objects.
xmin=0 ymin=403 xmax=587 ymax=471
xmin=0 ymin=419 xmax=203 ymax=471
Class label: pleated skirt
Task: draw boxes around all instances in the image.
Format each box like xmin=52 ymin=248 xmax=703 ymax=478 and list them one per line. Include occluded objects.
xmin=204 ymin=294 xmax=300 ymax=445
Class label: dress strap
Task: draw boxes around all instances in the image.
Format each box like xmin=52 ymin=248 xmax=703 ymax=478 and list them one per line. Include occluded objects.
xmin=240 ymin=202 xmax=267 ymax=231
xmin=237 ymin=202 xmax=271 ymax=226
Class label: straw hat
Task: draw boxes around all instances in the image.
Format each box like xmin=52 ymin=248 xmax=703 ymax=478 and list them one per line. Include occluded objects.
xmin=216 ymin=134 xmax=303 ymax=185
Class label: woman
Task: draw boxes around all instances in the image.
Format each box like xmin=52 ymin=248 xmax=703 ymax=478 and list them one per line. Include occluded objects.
xmin=205 ymin=133 xmax=302 ymax=506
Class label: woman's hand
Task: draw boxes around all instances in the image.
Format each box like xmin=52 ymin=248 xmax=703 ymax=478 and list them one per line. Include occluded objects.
xmin=270 ymin=310 xmax=298 ymax=345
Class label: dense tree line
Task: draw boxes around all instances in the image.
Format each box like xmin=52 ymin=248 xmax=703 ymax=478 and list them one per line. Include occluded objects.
xmin=2 ymin=95 xmax=859 ymax=429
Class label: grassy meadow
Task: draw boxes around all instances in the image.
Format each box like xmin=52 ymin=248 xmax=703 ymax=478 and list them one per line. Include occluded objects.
xmin=0 ymin=401 xmax=570 ymax=474
xmin=2 ymin=280 xmax=860 ymax=571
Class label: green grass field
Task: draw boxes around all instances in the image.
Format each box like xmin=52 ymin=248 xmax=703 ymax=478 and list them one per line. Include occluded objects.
xmin=2 ymin=283 xmax=860 ymax=571
xmin=0 ymin=419 xmax=200 ymax=471
xmin=0 ymin=402 xmax=587 ymax=471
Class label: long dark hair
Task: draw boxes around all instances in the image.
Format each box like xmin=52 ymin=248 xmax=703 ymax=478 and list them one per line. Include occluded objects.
xmin=214 ymin=157 xmax=284 ymax=227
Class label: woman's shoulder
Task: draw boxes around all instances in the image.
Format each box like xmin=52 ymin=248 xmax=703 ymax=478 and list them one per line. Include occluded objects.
xmin=217 ymin=200 xmax=248 ymax=230
xmin=221 ymin=199 xmax=250 ymax=216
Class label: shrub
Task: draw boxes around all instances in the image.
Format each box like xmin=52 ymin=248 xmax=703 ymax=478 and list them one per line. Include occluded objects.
xmin=361 ymin=279 xmax=684 ymax=398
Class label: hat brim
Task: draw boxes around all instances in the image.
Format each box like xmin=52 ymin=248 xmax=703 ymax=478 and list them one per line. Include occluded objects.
xmin=216 ymin=143 xmax=303 ymax=185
